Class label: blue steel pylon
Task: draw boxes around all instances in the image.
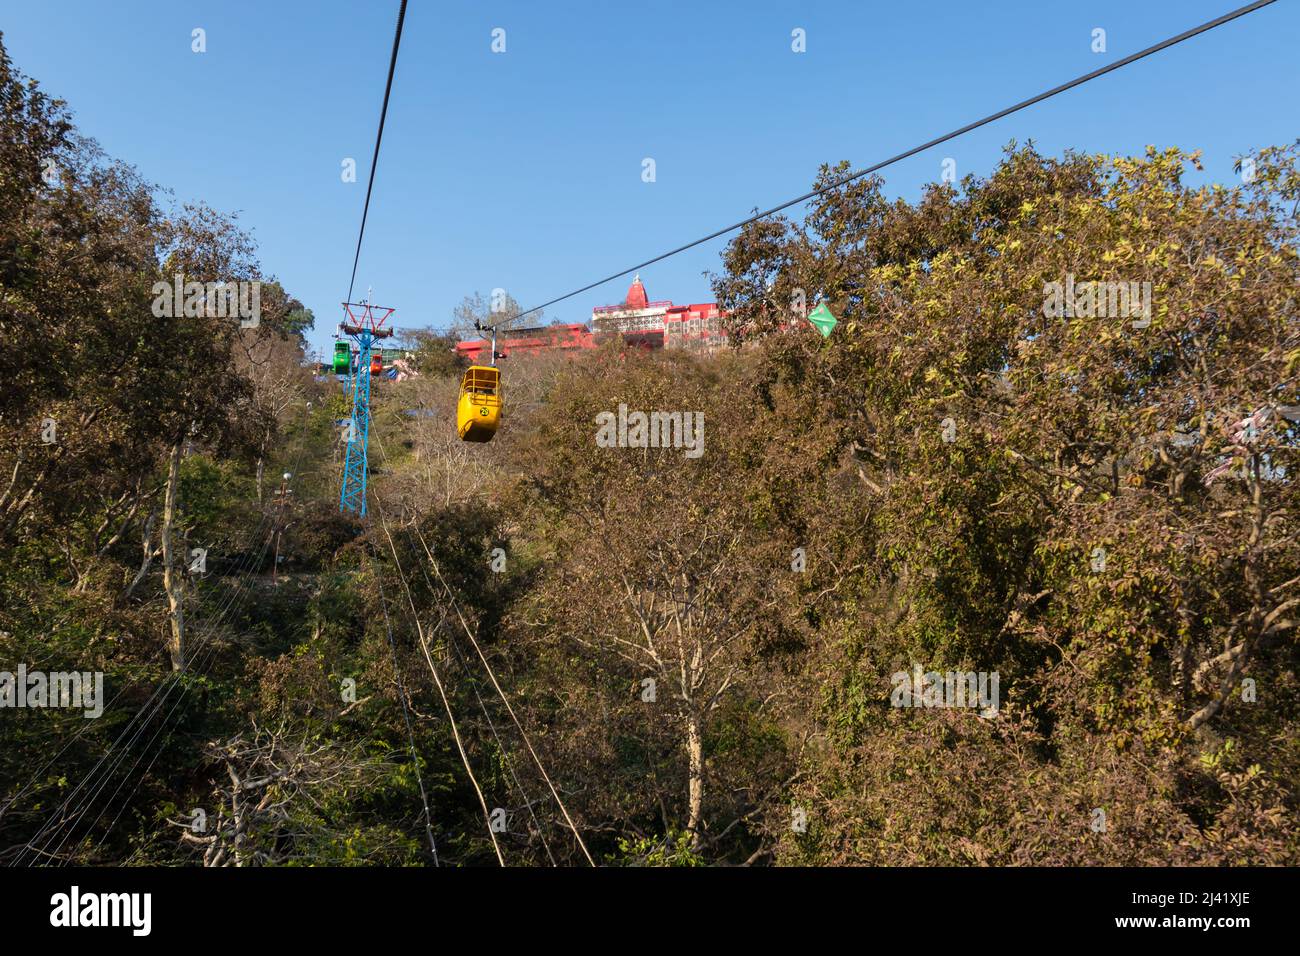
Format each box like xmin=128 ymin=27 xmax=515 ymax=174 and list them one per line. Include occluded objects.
xmin=338 ymin=301 xmax=395 ymax=517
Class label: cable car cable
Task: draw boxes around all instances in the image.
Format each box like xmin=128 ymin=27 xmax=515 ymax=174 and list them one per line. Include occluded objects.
xmin=372 ymin=554 xmax=442 ymax=863
xmin=376 ymin=487 xmax=558 ymax=865
xmin=499 ymin=0 xmax=1278 ymax=327
xmin=370 ymin=485 xmax=506 ymax=865
xmin=394 ymin=545 xmax=558 ymax=865
xmin=15 ymin=514 xmax=278 ymax=864
xmin=30 ymin=504 xmax=285 ymax=865
xmin=408 ymin=520 xmax=596 ymax=866
xmin=22 ymin=403 xmax=315 ymax=865
xmin=0 ymin=508 xmax=271 ymax=829
xmin=81 ymin=404 xmax=323 ymax=864
xmin=347 ymin=0 xmax=408 ymax=305
xmin=75 ymin=404 xmax=323 ymax=863
xmin=368 ymin=428 xmax=558 ymax=862
xmin=373 ymin=429 xmax=593 ymax=865
xmin=44 ymin=518 xmax=281 ymax=865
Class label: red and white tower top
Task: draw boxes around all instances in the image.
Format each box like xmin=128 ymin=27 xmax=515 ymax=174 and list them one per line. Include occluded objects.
xmin=625 ymin=273 xmax=649 ymax=309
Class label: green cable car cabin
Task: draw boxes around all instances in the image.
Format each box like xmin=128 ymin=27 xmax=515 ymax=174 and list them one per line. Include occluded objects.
xmin=332 ymin=341 xmax=351 ymax=375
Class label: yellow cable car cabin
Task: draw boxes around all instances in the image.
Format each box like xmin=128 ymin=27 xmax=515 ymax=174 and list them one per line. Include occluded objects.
xmin=456 ymin=365 xmax=501 ymax=442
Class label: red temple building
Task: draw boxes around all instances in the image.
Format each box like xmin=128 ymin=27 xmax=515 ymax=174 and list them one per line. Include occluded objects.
xmin=591 ymin=275 xmax=726 ymax=352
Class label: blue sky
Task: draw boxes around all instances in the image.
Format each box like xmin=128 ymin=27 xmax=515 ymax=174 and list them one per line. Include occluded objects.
xmin=2 ymin=0 xmax=1295 ymax=358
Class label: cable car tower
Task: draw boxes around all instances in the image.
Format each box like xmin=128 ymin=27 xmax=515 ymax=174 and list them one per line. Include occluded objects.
xmin=338 ymin=298 xmax=394 ymax=516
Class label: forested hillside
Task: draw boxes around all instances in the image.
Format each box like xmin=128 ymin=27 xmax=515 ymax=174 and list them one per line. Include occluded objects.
xmin=2 ymin=33 xmax=1297 ymax=866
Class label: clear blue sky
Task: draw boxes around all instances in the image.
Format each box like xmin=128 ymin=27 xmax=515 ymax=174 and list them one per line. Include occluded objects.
xmin=2 ymin=1 xmax=1295 ymax=358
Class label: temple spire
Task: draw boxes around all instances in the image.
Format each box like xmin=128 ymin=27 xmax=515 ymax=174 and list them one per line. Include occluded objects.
xmin=626 ymin=273 xmax=648 ymax=309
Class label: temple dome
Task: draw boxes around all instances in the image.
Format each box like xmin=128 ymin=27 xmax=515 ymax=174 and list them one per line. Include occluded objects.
xmin=625 ymin=273 xmax=648 ymax=309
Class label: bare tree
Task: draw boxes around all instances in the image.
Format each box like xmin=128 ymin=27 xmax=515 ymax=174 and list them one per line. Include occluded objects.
xmin=175 ymin=722 xmax=383 ymax=866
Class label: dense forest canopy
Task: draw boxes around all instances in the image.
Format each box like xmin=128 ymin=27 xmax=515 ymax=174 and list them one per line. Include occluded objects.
xmin=1 ymin=32 xmax=1296 ymax=866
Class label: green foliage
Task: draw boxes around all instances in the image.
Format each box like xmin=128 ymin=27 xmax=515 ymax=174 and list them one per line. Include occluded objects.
xmin=614 ymin=830 xmax=706 ymax=867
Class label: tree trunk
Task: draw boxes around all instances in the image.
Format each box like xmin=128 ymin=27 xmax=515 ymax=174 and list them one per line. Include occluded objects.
xmin=686 ymin=710 xmax=704 ymax=847
xmin=255 ymin=454 xmax=264 ymax=505
xmin=120 ymin=509 xmax=158 ymax=604
xmin=161 ymin=439 xmax=186 ymax=671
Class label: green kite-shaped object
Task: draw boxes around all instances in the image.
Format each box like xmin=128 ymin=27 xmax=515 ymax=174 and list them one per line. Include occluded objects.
xmin=808 ymin=302 xmax=838 ymax=338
